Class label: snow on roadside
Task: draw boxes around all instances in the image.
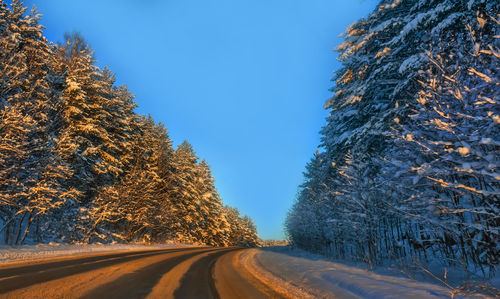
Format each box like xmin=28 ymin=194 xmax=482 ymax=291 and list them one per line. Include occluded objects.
xmin=0 ymin=242 xmax=195 ymax=265
xmin=238 ymin=249 xmax=315 ymax=299
xmin=247 ymin=247 xmax=495 ymax=299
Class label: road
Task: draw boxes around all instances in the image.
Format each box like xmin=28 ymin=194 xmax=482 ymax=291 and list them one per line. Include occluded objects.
xmin=0 ymin=247 xmax=286 ymax=299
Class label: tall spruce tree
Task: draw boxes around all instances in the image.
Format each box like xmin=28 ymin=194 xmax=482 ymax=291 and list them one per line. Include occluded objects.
xmin=0 ymin=0 xmax=261 ymax=247
xmin=170 ymin=141 xmax=201 ymax=243
xmin=222 ymin=206 xmax=260 ymax=247
xmin=287 ymin=0 xmax=499 ymax=272
xmin=0 ymin=0 xmax=76 ymax=244
xmin=54 ymin=33 xmax=135 ymax=204
xmin=194 ymin=160 xmax=230 ymax=246
xmin=88 ymin=116 xmax=173 ymax=243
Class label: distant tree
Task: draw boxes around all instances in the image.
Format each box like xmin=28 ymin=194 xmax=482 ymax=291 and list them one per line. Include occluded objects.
xmin=193 ymin=160 xmax=230 ymax=246
xmin=169 ymin=141 xmax=201 ymax=243
xmin=285 ymin=151 xmax=330 ymax=253
xmin=261 ymin=239 xmax=288 ymax=247
xmin=223 ymin=206 xmax=260 ymax=247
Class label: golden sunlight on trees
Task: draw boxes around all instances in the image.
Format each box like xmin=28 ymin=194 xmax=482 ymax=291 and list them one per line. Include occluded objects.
xmin=0 ymin=0 xmax=259 ymax=247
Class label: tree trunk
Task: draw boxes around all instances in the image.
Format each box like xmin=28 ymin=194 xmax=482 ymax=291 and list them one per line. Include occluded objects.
xmin=20 ymin=212 xmax=34 ymax=245
xmin=4 ymin=222 xmax=10 ymax=245
xmin=14 ymin=212 xmax=27 ymax=245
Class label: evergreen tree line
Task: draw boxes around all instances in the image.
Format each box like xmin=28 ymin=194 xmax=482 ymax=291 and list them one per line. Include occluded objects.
xmin=0 ymin=0 xmax=260 ymax=247
xmin=286 ymin=0 xmax=499 ymax=274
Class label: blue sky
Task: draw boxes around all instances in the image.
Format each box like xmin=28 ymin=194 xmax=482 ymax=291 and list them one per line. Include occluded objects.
xmin=25 ymin=0 xmax=378 ymax=240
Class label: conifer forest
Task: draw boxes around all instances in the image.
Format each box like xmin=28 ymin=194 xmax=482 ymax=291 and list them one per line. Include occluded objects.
xmin=0 ymin=0 xmax=259 ymax=247
xmin=0 ymin=0 xmax=499 ymax=286
xmin=286 ymin=0 xmax=499 ymax=275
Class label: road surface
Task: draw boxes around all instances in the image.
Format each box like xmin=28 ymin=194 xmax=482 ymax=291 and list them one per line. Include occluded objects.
xmin=0 ymin=247 xmax=285 ymax=298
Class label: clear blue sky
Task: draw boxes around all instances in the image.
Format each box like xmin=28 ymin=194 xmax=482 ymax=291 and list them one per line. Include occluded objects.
xmin=24 ymin=0 xmax=378 ymax=240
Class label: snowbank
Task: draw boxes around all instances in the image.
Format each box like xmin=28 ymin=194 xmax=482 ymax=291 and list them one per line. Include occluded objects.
xmin=245 ymin=247 xmax=497 ymax=298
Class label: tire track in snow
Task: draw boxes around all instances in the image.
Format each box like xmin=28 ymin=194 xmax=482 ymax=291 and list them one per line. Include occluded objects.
xmin=82 ymin=248 xmax=218 ymax=299
xmin=0 ymin=247 xmax=297 ymax=299
xmin=0 ymin=247 xmax=199 ymax=294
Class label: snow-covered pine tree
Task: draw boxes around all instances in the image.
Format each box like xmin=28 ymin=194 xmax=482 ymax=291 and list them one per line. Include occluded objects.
xmin=87 ymin=114 xmax=182 ymax=243
xmin=138 ymin=117 xmax=177 ymax=242
xmin=52 ymin=33 xmax=137 ymax=241
xmin=285 ymin=151 xmax=331 ymax=253
xmin=239 ymin=214 xmax=260 ymax=247
xmin=53 ymin=33 xmax=135 ymax=205
xmin=223 ymin=205 xmax=260 ymax=247
xmin=193 ymin=160 xmax=230 ymax=246
xmin=0 ymin=104 xmax=33 ymax=244
xmin=0 ymin=0 xmax=261 ymax=247
xmin=0 ymin=0 xmax=76 ymax=244
xmin=170 ymin=141 xmax=202 ymax=243
xmin=287 ymin=0 xmax=499 ymax=272
xmin=388 ymin=11 xmax=499 ymax=272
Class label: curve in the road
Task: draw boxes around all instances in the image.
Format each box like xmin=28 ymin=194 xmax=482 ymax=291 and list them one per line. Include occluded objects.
xmin=213 ymin=249 xmax=285 ymax=299
xmin=173 ymin=248 xmax=238 ymax=299
xmin=0 ymin=247 xmax=288 ymax=299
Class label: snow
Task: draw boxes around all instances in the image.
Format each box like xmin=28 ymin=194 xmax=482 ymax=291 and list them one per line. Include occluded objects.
xmin=430 ymin=13 xmax=462 ymax=37
xmin=389 ymin=3 xmax=448 ymax=45
xmin=399 ymin=54 xmax=421 ymax=73
xmin=0 ymin=242 xmax=193 ymax=265
xmin=246 ymin=247 xmax=498 ymax=299
xmin=370 ymin=19 xmax=395 ymax=35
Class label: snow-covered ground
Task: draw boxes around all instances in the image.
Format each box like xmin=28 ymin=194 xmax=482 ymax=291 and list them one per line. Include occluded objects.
xmin=244 ymin=247 xmax=499 ymax=299
xmin=0 ymin=242 xmax=194 ymax=265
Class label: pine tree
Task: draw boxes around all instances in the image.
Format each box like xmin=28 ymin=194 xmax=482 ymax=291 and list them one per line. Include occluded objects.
xmin=194 ymin=160 xmax=229 ymax=246
xmin=52 ymin=33 xmax=137 ymax=241
xmin=287 ymin=0 xmax=499 ymax=272
xmin=54 ymin=33 xmax=135 ymax=205
xmin=0 ymin=104 xmax=33 ymax=243
xmin=286 ymin=151 xmax=330 ymax=253
xmin=0 ymin=0 xmax=261 ymax=247
xmin=223 ymin=206 xmax=260 ymax=247
xmin=0 ymin=0 xmax=76 ymax=244
xmin=87 ymin=116 xmax=172 ymax=243
xmin=169 ymin=141 xmax=201 ymax=243
xmin=388 ymin=12 xmax=500 ymax=271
